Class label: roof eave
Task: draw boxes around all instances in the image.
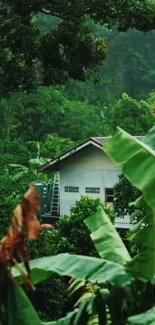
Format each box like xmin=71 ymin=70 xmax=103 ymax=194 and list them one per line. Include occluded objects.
xmin=38 ymin=139 xmax=102 ymax=173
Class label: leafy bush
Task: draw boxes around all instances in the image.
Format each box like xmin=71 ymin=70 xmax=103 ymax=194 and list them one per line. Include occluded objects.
xmin=27 ymin=228 xmax=58 ymax=259
xmin=55 ymin=195 xmax=115 ymax=256
xmin=28 ymin=277 xmax=69 ymax=321
xmin=114 ymin=173 xmax=141 ymax=217
xmin=27 ymin=228 xmax=69 ymax=321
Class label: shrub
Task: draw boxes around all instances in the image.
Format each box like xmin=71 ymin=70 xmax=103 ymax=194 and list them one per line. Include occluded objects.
xmin=28 ymin=277 xmax=69 ymax=321
xmin=27 ymin=228 xmax=58 ymax=259
xmin=56 ymin=195 xmax=116 ymax=256
xmin=27 ymin=229 xmax=69 ymax=321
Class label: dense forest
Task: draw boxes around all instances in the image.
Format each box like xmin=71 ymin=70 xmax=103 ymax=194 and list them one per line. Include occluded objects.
xmin=1 ymin=1 xmax=155 ymax=199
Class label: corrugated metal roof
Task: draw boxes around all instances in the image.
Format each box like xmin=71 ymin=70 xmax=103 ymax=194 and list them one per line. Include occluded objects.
xmin=92 ymin=136 xmax=144 ymax=145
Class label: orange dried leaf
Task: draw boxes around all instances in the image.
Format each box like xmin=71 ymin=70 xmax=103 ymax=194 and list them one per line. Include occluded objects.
xmin=0 ymin=185 xmax=41 ymax=288
xmin=13 ymin=204 xmax=24 ymax=228
xmin=24 ymin=185 xmax=40 ymax=215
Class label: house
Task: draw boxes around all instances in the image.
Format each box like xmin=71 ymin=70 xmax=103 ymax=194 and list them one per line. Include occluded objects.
xmin=39 ymin=136 xmax=143 ymax=229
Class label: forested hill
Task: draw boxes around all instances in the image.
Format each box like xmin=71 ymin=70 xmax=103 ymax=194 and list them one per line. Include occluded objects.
xmin=36 ymin=14 xmax=155 ymax=105
xmin=1 ymin=11 xmax=155 ymax=200
xmin=1 ymin=15 xmax=155 ymax=144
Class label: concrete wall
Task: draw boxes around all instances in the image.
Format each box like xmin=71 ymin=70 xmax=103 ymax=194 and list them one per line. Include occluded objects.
xmin=59 ymin=144 xmax=130 ymax=228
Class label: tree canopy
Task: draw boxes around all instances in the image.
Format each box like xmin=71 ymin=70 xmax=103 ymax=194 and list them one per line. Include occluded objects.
xmin=1 ymin=0 xmax=155 ymax=95
xmin=111 ymin=93 xmax=155 ymax=134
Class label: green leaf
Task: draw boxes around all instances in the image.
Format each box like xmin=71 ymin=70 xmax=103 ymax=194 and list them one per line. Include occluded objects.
xmin=104 ymin=127 xmax=155 ymax=212
xmin=127 ymin=306 xmax=155 ymax=325
xmin=12 ymin=254 xmax=133 ymax=287
xmin=69 ymin=279 xmax=86 ymax=297
xmin=74 ymin=298 xmax=92 ymax=325
xmin=85 ymin=206 xmax=131 ymax=265
xmin=42 ymin=310 xmax=77 ymax=325
xmin=127 ymin=213 xmax=155 ymax=279
xmin=143 ymin=126 xmax=155 ymax=150
xmin=104 ymin=127 xmax=155 ymax=279
xmin=29 ymin=157 xmax=50 ymax=172
xmin=5 ymin=281 xmax=42 ymax=325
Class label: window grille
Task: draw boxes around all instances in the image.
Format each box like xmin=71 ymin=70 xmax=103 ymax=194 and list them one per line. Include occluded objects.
xmin=85 ymin=187 xmax=100 ymax=194
xmin=64 ymin=186 xmax=79 ymax=193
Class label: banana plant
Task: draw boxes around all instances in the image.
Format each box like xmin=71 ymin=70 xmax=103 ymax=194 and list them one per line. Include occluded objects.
xmin=8 ymin=142 xmax=50 ymax=182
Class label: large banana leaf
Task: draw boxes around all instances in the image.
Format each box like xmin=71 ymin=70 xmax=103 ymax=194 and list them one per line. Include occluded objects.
xmin=104 ymin=127 xmax=155 ymax=212
xmin=127 ymin=213 xmax=155 ymax=279
xmin=12 ymin=253 xmax=133 ymax=287
xmin=85 ymin=206 xmax=131 ymax=265
xmin=104 ymin=127 xmax=155 ymax=279
xmin=127 ymin=306 xmax=155 ymax=325
xmin=5 ymin=281 xmax=42 ymax=325
xmin=142 ymin=126 xmax=155 ymax=150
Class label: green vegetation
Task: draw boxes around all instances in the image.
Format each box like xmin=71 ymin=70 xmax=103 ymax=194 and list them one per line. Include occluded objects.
xmin=26 ymin=195 xmax=112 ymax=320
xmin=2 ymin=7 xmax=155 ymax=205
xmin=1 ymin=127 xmax=155 ymax=324
xmin=1 ymin=0 xmax=155 ymax=323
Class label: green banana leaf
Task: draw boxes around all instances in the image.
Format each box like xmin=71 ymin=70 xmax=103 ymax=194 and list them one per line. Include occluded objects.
xmin=42 ymin=310 xmax=77 ymax=325
xmin=143 ymin=126 xmax=155 ymax=150
xmin=69 ymin=279 xmax=86 ymax=298
xmin=85 ymin=206 xmax=131 ymax=265
xmin=104 ymin=127 xmax=155 ymax=279
xmin=5 ymin=281 xmax=42 ymax=325
xmin=43 ymin=298 xmax=96 ymax=325
xmin=104 ymin=127 xmax=155 ymax=212
xmin=127 ymin=306 xmax=155 ymax=325
xmin=12 ymin=254 xmax=133 ymax=287
xmin=127 ymin=212 xmax=155 ymax=279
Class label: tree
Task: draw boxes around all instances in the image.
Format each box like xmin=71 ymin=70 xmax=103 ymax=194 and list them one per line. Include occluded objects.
xmin=1 ymin=0 xmax=155 ymax=95
xmin=56 ymin=98 xmax=105 ymax=141
xmin=40 ymin=134 xmax=75 ymax=158
xmin=0 ymin=86 xmax=105 ymax=142
xmin=53 ymin=195 xmax=115 ymax=256
xmin=62 ymin=26 xmax=155 ymax=122
xmin=114 ymin=173 xmax=141 ymax=217
xmin=111 ymin=93 xmax=155 ymax=134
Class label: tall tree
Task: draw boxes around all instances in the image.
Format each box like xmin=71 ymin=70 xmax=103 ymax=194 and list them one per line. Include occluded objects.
xmin=1 ymin=0 xmax=155 ymax=95
xmin=111 ymin=93 xmax=155 ymax=134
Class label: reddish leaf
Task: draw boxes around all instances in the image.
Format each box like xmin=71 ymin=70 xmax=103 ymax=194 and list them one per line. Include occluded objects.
xmin=0 ymin=185 xmax=41 ymax=287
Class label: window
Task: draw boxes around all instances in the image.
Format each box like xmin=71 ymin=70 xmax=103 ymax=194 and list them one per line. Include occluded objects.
xmin=105 ymin=188 xmax=114 ymax=205
xmin=64 ymin=186 xmax=79 ymax=193
xmin=85 ymin=187 xmax=100 ymax=194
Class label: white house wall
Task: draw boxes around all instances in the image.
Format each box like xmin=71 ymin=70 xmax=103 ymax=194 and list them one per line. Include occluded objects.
xmin=59 ymin=145 xmax=130 ymax=228
xmin=61 ymin=145 xmax=120 ymax=170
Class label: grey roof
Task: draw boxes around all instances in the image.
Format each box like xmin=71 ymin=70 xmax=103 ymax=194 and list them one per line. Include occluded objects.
xmin=92 ymin=136 xmax=144 ymax=145
xmin=92 ymin=137 xmax=111 ymax=145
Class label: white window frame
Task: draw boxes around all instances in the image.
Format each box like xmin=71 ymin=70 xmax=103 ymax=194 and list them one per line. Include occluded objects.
xmin=85 ymin=187 xmax=100 ymax=194
xmin=64 ymin=186 xmax=79 ymax=193
xmin=105 ymin=188 xmax=114 ymax=205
